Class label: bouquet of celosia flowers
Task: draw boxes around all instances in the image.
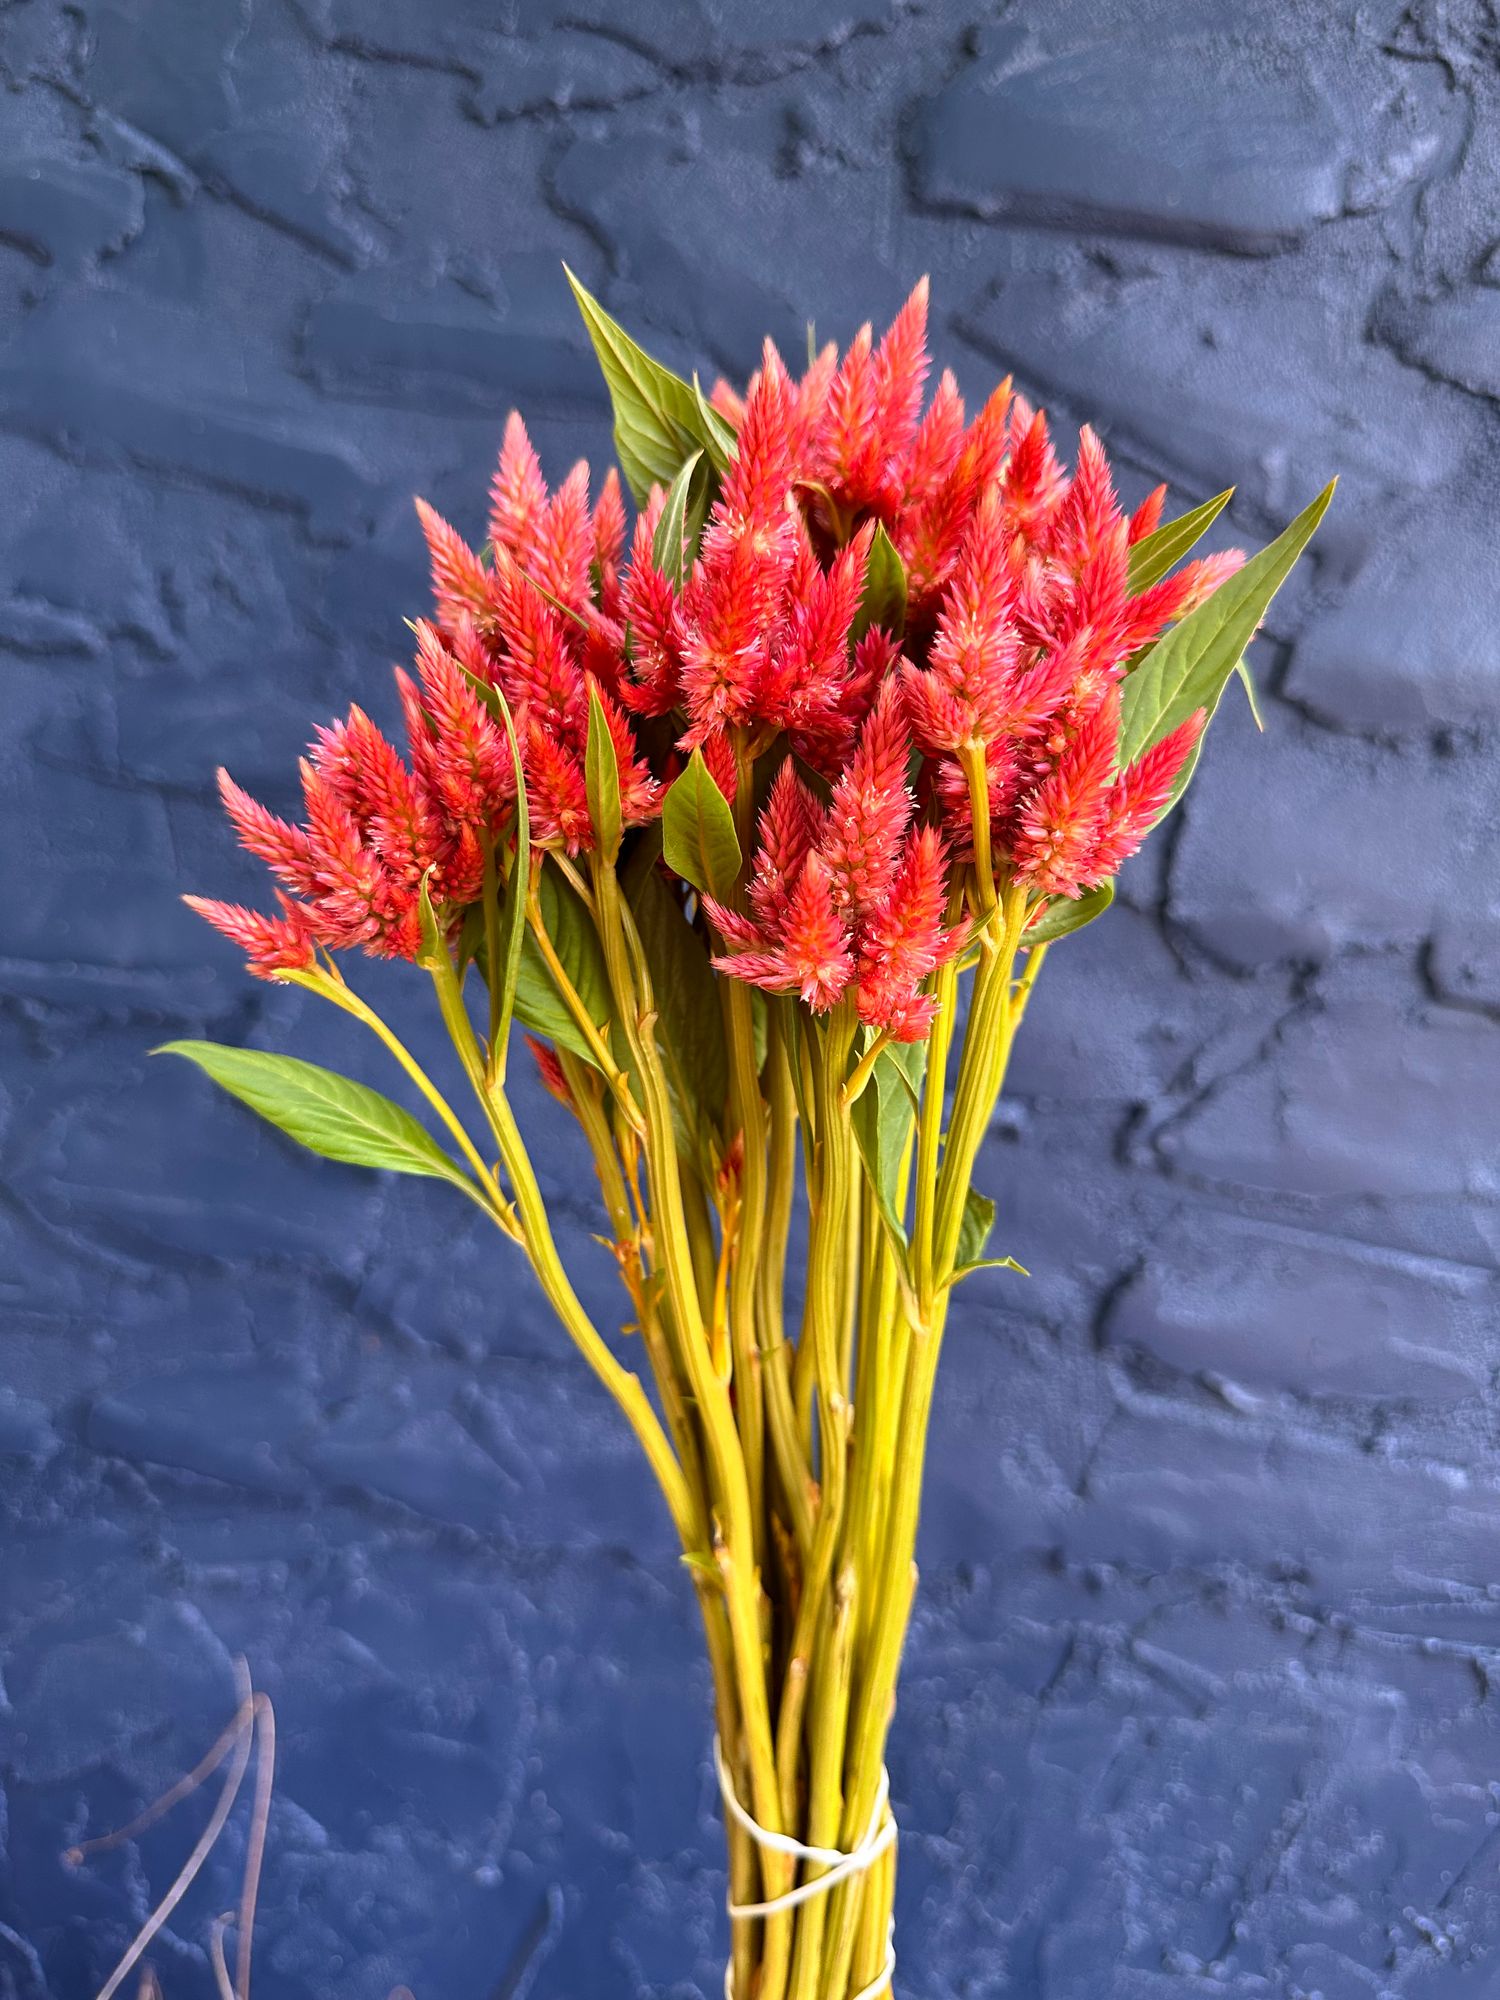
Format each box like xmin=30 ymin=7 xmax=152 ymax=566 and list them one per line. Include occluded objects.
xmin=165 ymin=275 xmax=1329 ymax=2000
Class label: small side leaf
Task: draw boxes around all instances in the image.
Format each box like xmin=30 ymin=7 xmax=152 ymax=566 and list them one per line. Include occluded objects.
xmin=455 ymin=668 xmax=531 ymax=1056
xmin=1120 ymin=481 xmax=1334 ymax=770
xmin=417 ymin=870 xmax=446 ymax=969
xmin=1127 ymin=489 xmax=1234 ymax=593
xmin=1234 ymin=656 xmax=1265 ymax=731
xmin=585 ymin=687 xmax=623 ymax=863
xmin=851 ymin=1038 xmax=928 ymax=1261
xmin=955 ymin=1188 xmax=996 ymax=1271
xmin=949 ymin=1254 xmax=1029 ymax=1289
xmin=623 ymin=843 xmax=730 ymax=1162
xmin=652 ymin=449 xmax=706 ymax=589
xmin=564 ymin=266 xmax=734 ymax=504
xmin=662 ymin=749 xmax=742 ymax=902
xmin=483 ymin=861 xmax=613 ymax=1069
xmin=494 ymin=687 xmax=530 ymax=1056
xmin=1022 ymin=880 xmax=1114 ymax=949
xmin=157 ymin=1042 xmax=473 ymax=1190
xmin=457 ymin=660 xmax=504 ymax=727
xmin=853 ymin=521 xmax=908 ymax=641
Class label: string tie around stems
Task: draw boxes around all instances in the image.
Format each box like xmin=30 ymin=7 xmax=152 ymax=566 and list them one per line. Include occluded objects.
xmin=714 ymin=1736 xmax=898 ymax=2000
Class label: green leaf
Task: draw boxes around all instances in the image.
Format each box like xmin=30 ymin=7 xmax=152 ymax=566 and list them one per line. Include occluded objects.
xmin=851 ymin=1038 xmax=928 ymax=1258
xmin=493 ymin=688 xmax=530 ymax=1060
xmin=1234 ymin=656 xmax=1265 ymax=731
xmin=623 ymin=843 xmax=730 ymax=1159
xmin=417 ymin=869 xmax=445 ymax=968
xmin=853 ymin=521 xmax=908 ymax=641
xmin=452 ymin=668 xmax=531 ymax=1061
xmin=662 ymin=748 xmax=742 ymax=902
xmin=585 ymin=687 xmax=623 ymax=863
xmin=564 ymin=266 xmax=734 ymax=505
xmin=456 ymin=659 xmax=503 ymax=727
xmin=1022 ymin=880 xmax=1114 ymax=949
xmin=692 ymin=374 xmax=730 ymax=455
xmin=652 ymin=449 xmax=707 ymax=589
xmin=484 ymin=860 xmax=614 ymax=1069
xmin=955 ymin=1188 xmax=995 ymax=1270
xmin=1127 ymin=489 xmax=1234 ymax=593
xmin=156 ymin=1042 xmax=473 ymax=1191
xmin=1120 ymin=481 xmax=1334 ymax=772
xmin=949 ymin=1253 xmax=1029 ymax=1289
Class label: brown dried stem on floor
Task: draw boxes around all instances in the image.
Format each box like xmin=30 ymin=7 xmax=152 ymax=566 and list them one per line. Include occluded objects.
xmin=64 ymin=1657 xmax=275 ymax=2000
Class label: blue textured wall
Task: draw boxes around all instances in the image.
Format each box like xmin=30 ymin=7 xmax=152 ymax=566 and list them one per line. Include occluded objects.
xmin=4 ymin=4 xmax=1499 ymax=1996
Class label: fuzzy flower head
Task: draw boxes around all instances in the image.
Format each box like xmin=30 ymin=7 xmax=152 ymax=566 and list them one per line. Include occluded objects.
xmin=191 ymin=285 xmax=1250 ymax=1001
xmin=704 ymin=686 xmax=961 ymax=1040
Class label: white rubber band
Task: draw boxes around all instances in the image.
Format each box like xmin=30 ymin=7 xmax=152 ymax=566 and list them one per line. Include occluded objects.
xmin=714 ymin=1737 xmax=898 ymax=1999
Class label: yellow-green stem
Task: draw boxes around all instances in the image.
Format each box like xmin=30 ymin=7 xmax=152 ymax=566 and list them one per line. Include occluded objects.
xmin=420 ymin=946 xmax=695 ymax=1548
xmin=591 ymin=854 xmax=795 ymax=2000
xmin=761 ymin=1007 xmax=815 ymax=1556
xmin=297 ymin=966 xmax=515 ymax=1233
xmin=821 ymin=886 xmax=1035 ymax=1995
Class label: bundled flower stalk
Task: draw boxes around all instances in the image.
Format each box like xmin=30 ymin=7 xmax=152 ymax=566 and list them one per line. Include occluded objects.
xmin=166 ymin=275 xmax=1330 ymax=2000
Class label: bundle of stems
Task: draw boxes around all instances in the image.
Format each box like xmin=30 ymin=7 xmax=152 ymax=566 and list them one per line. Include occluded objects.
xmin=166 ymin=275 xmax=1330 ymax=2000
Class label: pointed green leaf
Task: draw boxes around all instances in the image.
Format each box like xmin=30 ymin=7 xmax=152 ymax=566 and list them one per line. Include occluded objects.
xmin=1120 ymin=481 xmax=1334 ymax=770
xmin=956 ymin=1188 xmax=996 ymax=1270
xmin=1234 ymin=656 xmax=1265 ymax=731
xmin=494 ymin=688 xmax=530 ymax=1060
xmin=623 ymin=841 xmax=730 ymax=1162
xmin=652 ymin=449 xmax=706 ymax=589
xmin=520 ymin=862 xmax=613 ymax=1066
xmin=948 ymin=1253 xmax=1029 ymax=1289
xmin=692 ymin=373 xmax=730 ymax=456
xmin=457 ymin=659 xmax=503 ymax=727
xmin=1022 ymin=880 xmax=1114 ymax=949
xmin=585 ymin=687 xmax=623 ymax=863
xmin=564 ymin=266 xmax=734 ymax=505
xmin=663 ymin=748 xmax=742 ymax=902
xmin=417 ymin=869 xmax=446 ymax=969
xmin=453 ymin=667 xmax=531 ymax=1061
xmin=853 ymin=522 xmax=908 ymax=641
xmin=474 ymin=860 xmax=612 ymax=1069
xmin=851 ymin=1038 xmax=927 ymax=1259
xmin=1127 ymin=489 xmax=1234 ymax=593
xmin=518 ymin=572 xmax=593 ymax=634
xmin=157 ymin=1042 xmax=474 ymax=1191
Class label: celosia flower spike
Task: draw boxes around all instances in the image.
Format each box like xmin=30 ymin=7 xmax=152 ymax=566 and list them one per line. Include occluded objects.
xmin=193 ymin=283 xmax=1251 ymax=1012
xmin=820 ymin=678 xmax=912 ymax=920
xmin=746 ymin=759 xmax=824 ymax=930
xmin=526 ymin=1033 xmax=574 ymax=1109
xmin=409 ymin=619 xmax=515 ymax=836
xmin=489 ymin=412 xmax=549 ymax=565
xmin=1086 ymin=711 xmax=1206 ymax=880
xmin=1128 ymin=485 xmax=1166 ymax=545
xmin=619 ymin=504 xmax=684 ymax=718
xmin=183 ymin=893 xmax=316 ymax=980
xmin=593 ymin=466 xmax=627 ymax=621
xmin=854 ymin=826 xmax=957 ymax=1040
xmin=714 ymin=851 xmax=854 ymax=1012
xmin=310 ymin=705 xmax=442 ymax=887
xmin=215 ymin=769 xmax=319 ymax=896
xmin=530 ymin=461 xmax=595 ymax=610
xmin=414 ymin=497 xmax=490 ymax=628
xmin=871 ymin=277 xmax=931 ymax=482
xmin=677 ymin=351 xmax=799 ymax=745
xmin=1012 ymin=702 xmax=1119 ymax=899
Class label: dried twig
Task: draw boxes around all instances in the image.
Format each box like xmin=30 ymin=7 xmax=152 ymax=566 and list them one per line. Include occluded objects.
xmin=64 ymin=1658 xmax=277 ymax=2000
